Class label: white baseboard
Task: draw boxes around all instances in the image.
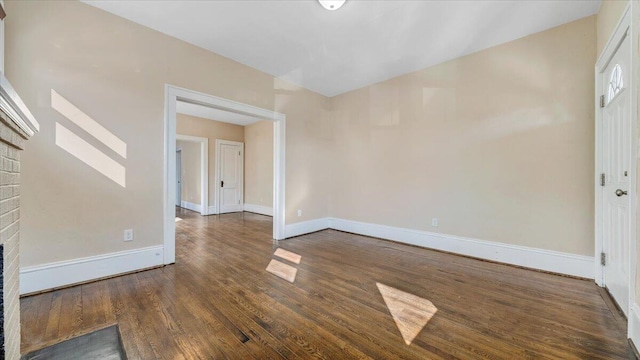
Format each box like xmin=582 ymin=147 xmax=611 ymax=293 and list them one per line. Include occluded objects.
xmin=20 ymin=216 xmax=595 ymax=294
xmin=285 ymin=217 xmax=330 ymax=238
xmin=243 ymin=203 xmax=273 ymax=216
xmin=180 ymin=201 xmax=202 ymax=213
xmin=281 ymin=216 xmax=594 ymax=278
xmin=630 ymin=303 xmax=640 ymax=346
xmin=328 ymin=218 xmax=594 ymax=279
xmin=207 ymin=205 xmax=217 ymax=215
xmin=20 ymin=245 xmax=164 ymax=295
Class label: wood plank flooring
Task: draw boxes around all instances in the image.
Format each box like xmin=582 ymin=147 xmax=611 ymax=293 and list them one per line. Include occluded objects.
xmin=21 ymin=208 xmax=634 ymax=359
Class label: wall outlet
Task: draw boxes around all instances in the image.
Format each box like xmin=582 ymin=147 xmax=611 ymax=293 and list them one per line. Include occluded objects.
xmin=297 ymin=209 xmax=302 ymax=217
xmin=124 ymin=229 xmax=134 ymax=242
xmin=431 ymin=218 xmax=438 ymax=227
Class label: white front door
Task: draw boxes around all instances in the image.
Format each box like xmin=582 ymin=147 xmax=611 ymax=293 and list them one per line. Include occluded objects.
xmin=601 ymin=31 xmax=631 ymax=316
xmin=176 ymin=149 xmax=182 ymax=207
xmin=218 ymin=140 xmax=244 ymax=214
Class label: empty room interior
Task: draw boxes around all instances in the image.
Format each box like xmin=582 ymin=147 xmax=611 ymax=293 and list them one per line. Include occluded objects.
xmin=1 ymin=0 xmax=640 ymax=358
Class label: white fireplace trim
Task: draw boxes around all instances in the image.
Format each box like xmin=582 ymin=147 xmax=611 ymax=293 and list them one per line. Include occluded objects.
xmin=0 ymin=74 xmax=38 ymax=136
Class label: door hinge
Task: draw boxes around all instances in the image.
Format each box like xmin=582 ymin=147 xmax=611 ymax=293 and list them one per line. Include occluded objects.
xmin=601 ymin=252 xmax=606 ymax=266
xmin=600 ymin=95 xmax=605 ymax=108
xmin=600 ymin=173 xmax=605 ymax=186
xmin=238 ymin=200 xmax=240 ymax=204
xmin=239 ymin=151 xmax=241 ymax=156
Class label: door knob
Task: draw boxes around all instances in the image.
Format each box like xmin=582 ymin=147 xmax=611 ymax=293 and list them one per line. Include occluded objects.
xmin=615 ymin=189 xmax=628 ymax=197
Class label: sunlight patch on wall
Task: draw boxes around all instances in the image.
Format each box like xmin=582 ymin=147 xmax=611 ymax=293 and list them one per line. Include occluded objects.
xmin=266 ymin=259 xmax=297 ymax=283
xmin=273 ymin=248 xmax=301 ymax=264
xmin=376 ymin=282 xmax=437 ymax=345
xmin=51 ymin=89 xmax=127 ymax=159
xmin=55 ymin=123 xmax=126 ymax=187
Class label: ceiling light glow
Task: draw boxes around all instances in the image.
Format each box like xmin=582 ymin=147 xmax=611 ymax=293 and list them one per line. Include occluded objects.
xmin=318 ymin=0 xmax=346 ymax=11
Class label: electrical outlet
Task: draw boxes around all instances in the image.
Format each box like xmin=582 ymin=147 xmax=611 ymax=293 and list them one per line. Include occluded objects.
xmin=431 ymin=218 xmax=438 ymax=227
xmin=297 ymin=209 xmax=302 ymax=217
xmin=124 ymin=229 xmax=134 ymax=242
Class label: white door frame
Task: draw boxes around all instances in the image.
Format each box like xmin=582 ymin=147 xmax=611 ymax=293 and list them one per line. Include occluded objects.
xmin=176 ymin=134 xmax=209 ymax=216
xmin=215 ymin=139 xmax=244 ymax=214
xmin=594 ymin=3 xmax=637 ymax=322
xmin=164 ymin=84 xmax=286 ymax=264
xmin=176 ymin=148 xmax=182 ymax=206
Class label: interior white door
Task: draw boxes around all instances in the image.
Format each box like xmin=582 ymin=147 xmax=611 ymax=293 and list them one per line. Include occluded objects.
xmin=218 ymin=141 xmax=244 ymax=214
xmin=601 ymin=32 xmax=631 ymax=316
xmin=176 ymin=149 xmax=182 ymax=207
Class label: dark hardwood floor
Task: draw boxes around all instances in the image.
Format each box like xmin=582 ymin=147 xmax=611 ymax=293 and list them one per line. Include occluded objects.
xmin=21 ymin=208 xmax=634 ymax=359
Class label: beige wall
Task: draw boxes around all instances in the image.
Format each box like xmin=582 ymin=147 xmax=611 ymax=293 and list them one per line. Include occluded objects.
xmin=329 ymin=16 xmax=596 ymax=256
xmin=245 ymin=120 xmax=274 ymax=208
xmin=597 ymin=0 xmax=629 ymax=56
xmin=176 ymin=114 xmax=244 ymax=208
xmin=7 ymin=0 xmax=330 ymax=267
xmin=7 ymin=0 xmax=602 ymax=272
xmin=176 ymin=140 xmax=201 ymax=205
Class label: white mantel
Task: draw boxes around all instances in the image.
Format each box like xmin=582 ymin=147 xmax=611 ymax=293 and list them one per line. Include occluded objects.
xmin=0 ymin=73 xmax=38 ymax=136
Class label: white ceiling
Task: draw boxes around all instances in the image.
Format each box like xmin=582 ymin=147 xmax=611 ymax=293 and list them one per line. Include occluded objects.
xmin=177 ymin=101 xmax=264 ymax=126
xmin=85 ymin=0 xmax=601 ymax=97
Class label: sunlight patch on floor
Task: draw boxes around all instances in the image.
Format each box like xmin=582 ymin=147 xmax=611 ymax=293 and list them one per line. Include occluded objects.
xmin=376 ymin=282 xmax=437 ymax=345
xmin=175 ymin=217 xmax=183 ymax=222
xmin=273 ymin=248 xmax=301 ymax=264
xmin=266 ymin=259 xmax=297 ymax=283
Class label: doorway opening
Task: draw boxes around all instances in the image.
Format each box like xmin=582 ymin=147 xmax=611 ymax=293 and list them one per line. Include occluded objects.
xmin=164 ymin=85 xmax=286 ymax=265
xmin=176 ymin=134 xmax=209 ymax=216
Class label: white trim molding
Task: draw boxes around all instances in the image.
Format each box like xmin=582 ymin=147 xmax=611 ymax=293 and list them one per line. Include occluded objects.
xmin=0 ymin=74 xmax=39 ymax=136
xmin=207 ymin=205 xmax=217 ymax=215
xmin=180 ymin=201 xmax=202 ymax=213
xmin=329 ymin=218 xmax=594 ymax=279
xmin=19 ymin=246 xmax=164 ymax=295
xmin=283 ymin=217 xmax=594 ymax=279
xmin=629 ymin=303 xmax=640 ymax=348
xmin=244 ymin=203 xmax=273 ymax=216
xmin=164 ymin=84 xmax=286 ymax=264
xmin=176 ymin=134 xmax=208 ymax=216
xmin=284 ymin=218 xmax=330 ymax=238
